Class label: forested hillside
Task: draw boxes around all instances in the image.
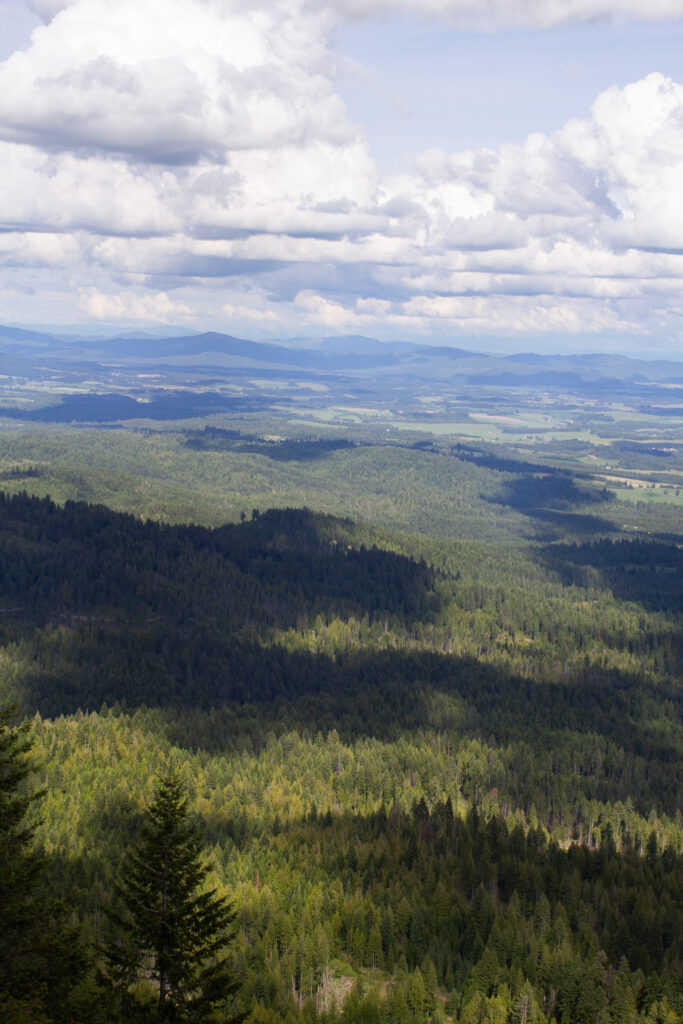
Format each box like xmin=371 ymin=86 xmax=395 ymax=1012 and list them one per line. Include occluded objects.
xmin=0 ymin=486 xmax=681 ymax=1023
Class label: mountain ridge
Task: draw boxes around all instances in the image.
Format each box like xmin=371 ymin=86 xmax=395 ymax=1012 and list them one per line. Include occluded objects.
xmin=2 ymin=323 xmax=682 ymax=384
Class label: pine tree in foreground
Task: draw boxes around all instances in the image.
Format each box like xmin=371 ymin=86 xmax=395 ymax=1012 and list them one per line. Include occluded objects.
xmin=105 ymin=764 xmax=242 ymax=1023
xmin=0 ymin=705 xmax=86 ymax=1023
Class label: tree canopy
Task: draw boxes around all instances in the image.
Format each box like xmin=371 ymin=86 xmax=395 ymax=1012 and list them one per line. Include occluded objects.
xmin=105 ymin=765 xmax=242 ymax=1023
xmin=0 ymin=705 xmax=85 ymax=1023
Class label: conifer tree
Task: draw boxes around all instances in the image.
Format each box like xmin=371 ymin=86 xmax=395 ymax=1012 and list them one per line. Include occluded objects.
xmin=0 ymin=705 xmax=85 ymax=1023
xmin=105 ymin=764 xmax=242 ymax=1023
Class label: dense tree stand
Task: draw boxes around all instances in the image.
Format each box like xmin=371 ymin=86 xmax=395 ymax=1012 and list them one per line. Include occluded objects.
xmin=105 ymin=764 xmax=242 ymax=1023
xmin=0 ymin=705 xmax=85 ymax=1023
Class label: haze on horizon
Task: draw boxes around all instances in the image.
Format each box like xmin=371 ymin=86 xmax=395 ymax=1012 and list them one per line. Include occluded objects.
xmin=2 ymin=0 xmax=683 ymax=358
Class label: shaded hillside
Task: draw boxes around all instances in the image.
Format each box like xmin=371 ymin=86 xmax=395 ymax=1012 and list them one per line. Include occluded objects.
xmin=0 ymin=492 xmax=680 ymax=824
xmin=0 ymin=490 xmax=681 ymax=1024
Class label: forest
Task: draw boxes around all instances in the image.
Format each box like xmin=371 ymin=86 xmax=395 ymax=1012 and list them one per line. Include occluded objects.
xmin=0 ymin=410 xmax=681 ymax=1024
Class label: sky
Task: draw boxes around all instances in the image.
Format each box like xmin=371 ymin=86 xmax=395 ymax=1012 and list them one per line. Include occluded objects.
xmin=1 ymin=0 xmax=683 ymax=354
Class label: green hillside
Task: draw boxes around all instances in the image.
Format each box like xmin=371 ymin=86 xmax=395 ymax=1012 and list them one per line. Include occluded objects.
xmin=0 ymin=482 xmax=681 ymax=1023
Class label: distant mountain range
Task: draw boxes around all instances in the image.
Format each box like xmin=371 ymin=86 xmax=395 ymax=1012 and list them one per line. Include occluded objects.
xmin=1 ymin=323 xmax=682 ymax=390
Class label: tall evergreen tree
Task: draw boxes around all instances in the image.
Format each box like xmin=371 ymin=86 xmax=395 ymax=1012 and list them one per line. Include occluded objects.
xmin=105 ymin=765 xmax=242 ymax=1023
xmin=0 ymin=705 xmax=85 ymax=1023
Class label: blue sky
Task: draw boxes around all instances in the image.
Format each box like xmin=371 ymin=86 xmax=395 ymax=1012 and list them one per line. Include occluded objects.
xmin=337 ymin=17 xmax=683 ymax=164
xmin=1 ymin=0 xmax=683 ymax=355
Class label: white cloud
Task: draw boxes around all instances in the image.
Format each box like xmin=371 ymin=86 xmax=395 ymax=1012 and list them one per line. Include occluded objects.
xmin=27 ymin=0 xmax=683 ymax=28
xmin=27 ymin=0 xmax=71 ymax=21
xmin=0 ymin=143 xmax=182 ymax=236
xmin=78 ymin=287 xmax=192 ymax=321
xmin=2 ymin=0 xmax=683 ymax=345
xmin=222 ymin=301 xmax=280 ymax=321
xmin=327 ymin=0 xmax=683 ymax=28
xmin=2 ymin=0 xmax=342 ymax=162
xmin=389 ymin=73 xmax=683 ymax=267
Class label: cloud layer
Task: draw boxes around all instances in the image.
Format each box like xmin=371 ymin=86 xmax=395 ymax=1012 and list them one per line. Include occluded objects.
xmin=27 ymin=0 xmax=683 ymax=29
xmin=2 ymin=0 xmax=683 ymax=347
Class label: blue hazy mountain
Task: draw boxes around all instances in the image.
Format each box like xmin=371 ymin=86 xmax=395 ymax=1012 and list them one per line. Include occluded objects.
xmin=1 ymin=323 xmax=682 ymax=388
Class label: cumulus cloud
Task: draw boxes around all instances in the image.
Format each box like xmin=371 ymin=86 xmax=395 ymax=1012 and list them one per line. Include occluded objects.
xmin=3 ymin=0 xmax=683 ymax=343
xmin=380 ymin=74 xmax=683 ymax=290
xmin=27 ymin=0 xmax=71 ymax=21
xmin=79 ymin=287 xmax=192 ymax=321
xmin=0 ymin=144 xmax=182 ymax=236
xmin=2 ymin=0 xmax=343 ymax=162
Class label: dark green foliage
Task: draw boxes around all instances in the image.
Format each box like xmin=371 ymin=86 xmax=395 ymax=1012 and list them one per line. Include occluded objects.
xmin=0 ymin=392 xmax=264 ymax=423
xmin=488 ymin=470 xmax=614 ymax=512
xmin=0 ymin=706 xmax=86 ymax=1021
xmin=0 ymin=469 xmax=679 ymax=1023
xmin=0 ymin=705 xmax=44 ymax=1005
xmin=0 ymin=492 xmax=437 ymax=627
xmin=104 ymin=765 xmax=241 ymax=1023
xmin=25 ymin=706 xmax=682 ymax=1024
xmin=0 ymin=490 xmax=680 ymax=831
xmin=540 ymin=537 xmax=683 ymax=613
xmin=185 ymin=431 xmax=356 ymax=462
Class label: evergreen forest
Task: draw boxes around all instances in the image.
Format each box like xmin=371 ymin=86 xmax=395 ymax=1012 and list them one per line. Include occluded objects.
xmin=0 ymin=412 xmax=681 ymax=1024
